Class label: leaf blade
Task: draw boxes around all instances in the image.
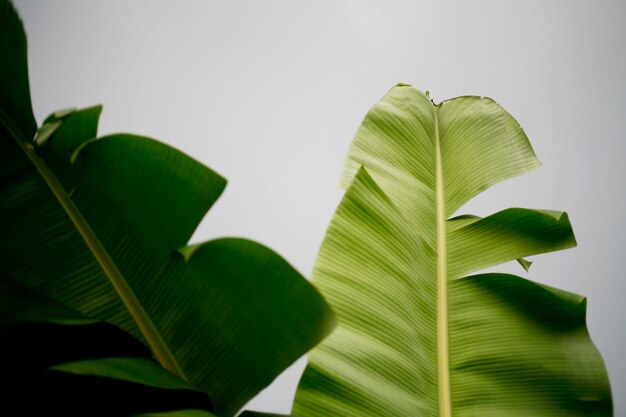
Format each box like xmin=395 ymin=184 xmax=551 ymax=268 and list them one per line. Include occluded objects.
xmin=1 ymin=106 xmax=334 ymax=415
xmin=449 ymin=274 xmax=612 ymax=416
xmin=447 ymin=208 xmax=577 ymax=278
xmin=0 ymin=0 xmax=36 ymax=140
xmin=294 ymin=85 xmax=611 ymax=416
xmin=0 ymin=277 xmax=215 ymax=416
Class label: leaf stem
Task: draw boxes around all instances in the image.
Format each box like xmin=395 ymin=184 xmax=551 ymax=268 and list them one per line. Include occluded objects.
xmin=434 ymin=105 xmax=452 ymax=417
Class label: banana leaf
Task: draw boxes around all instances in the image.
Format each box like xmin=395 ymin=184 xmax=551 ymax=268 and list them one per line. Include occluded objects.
xmin=293 ymin=85 xmax=612 ymax=416
xmin=0 ymin=277 xmax=216 ymax=416
xmin=0 ymin=1 xmax=334 ymax=415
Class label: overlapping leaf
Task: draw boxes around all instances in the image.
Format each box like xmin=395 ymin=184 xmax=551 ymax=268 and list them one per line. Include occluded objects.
xmin=294 ymin=85 xmax=612 ymax=416
xmin=0 ymin=277 xmax=217 ymax=416
xmin=0 ymin=1 xmax=334 ymax=415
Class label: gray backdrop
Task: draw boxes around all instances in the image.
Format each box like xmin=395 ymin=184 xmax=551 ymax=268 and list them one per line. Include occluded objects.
xmin=14 ymin=1 xmax=626 ymax=415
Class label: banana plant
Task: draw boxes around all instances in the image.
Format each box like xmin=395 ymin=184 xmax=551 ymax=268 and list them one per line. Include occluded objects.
xmin=293 ymin=85 xmax=613 ymax=416
xmin=0 ymin=1 xmax=334 ymax=415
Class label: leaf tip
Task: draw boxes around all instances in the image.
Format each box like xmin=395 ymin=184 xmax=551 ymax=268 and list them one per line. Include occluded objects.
xmin=517 ymin=257 xmax=533 ymax=272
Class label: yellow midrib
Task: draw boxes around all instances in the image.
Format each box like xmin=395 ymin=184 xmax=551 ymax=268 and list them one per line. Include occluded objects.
xmin=2 ymin=112 xmax=187 ymax=382
xmin=434 ymin=105 xmax=452 ymax=417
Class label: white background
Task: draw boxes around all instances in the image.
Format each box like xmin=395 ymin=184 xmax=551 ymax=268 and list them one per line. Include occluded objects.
xmin=14 ymin=1 xmax=626 ymax=415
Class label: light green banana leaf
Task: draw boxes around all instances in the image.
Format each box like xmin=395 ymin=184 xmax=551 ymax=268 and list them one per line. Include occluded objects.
xmin=293 ymin=85 xmax=612 ymax=416
xmin=0 ymin=1 xmax=334 ymax=415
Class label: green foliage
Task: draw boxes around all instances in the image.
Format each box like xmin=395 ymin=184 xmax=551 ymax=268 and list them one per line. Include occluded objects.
xmin=293 ymin=85 xmax=613 ymax=416
xmin=0 ymin=278 xmax=217 ymax=416
xmin=0 ymin=1 xmax=334 ymax=415
xmin=0 ymin=0 xmax=613 ymax=416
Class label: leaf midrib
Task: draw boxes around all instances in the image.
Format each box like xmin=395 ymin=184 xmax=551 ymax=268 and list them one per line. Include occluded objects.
xmin=434 ymin=104 xmax=451 ymax=417
xmin=1 ymin=111 xmax=187 ymax=381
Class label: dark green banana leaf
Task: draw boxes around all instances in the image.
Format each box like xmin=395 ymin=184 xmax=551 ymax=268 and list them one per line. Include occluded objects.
xmin=0 ymin=277 xmax=217 ymax=416
xmin=0 ymin=1 xmax=334 ymax=416
xmin=293 ymin=85 xmax=612 ymax=416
